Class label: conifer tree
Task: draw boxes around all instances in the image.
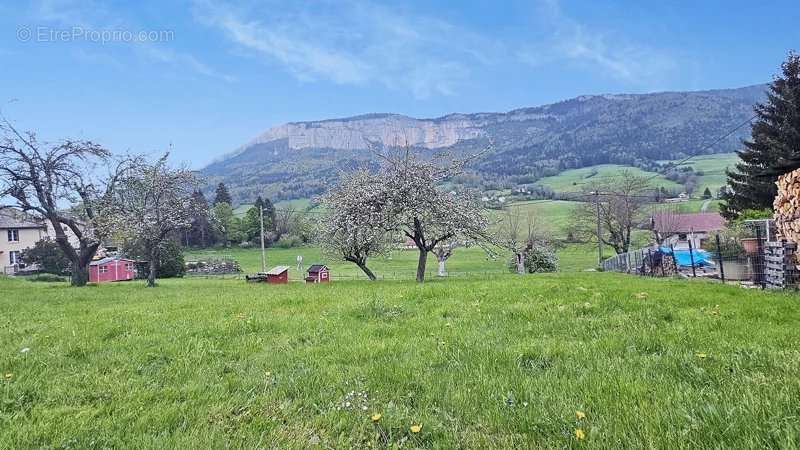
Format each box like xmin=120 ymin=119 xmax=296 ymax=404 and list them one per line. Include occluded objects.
xmin=213 ymin=182 xmax=232 ymax=206
xmin=722 ymin=52 xmax=800 ymax=219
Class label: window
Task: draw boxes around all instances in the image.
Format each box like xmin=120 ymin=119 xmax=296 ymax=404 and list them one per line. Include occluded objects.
xmin=124 ymin=263 xmax=133 ymax=271
xmin=9 ymin=251 xmax=20 ymax=265
xmin=7 ymin=229 xmax=19 ymax=242
xmin=99 ymin=265 xmax=108 ymax=274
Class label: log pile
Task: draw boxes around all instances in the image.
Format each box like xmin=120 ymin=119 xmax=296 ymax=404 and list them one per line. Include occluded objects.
xmin=774 ymin=168 xmax=800 ymax=244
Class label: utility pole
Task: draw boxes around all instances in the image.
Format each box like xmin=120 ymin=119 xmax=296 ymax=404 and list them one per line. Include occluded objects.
xmin=593 ymin=191 xmax=603 ymax=265
xmin=260 ymin=205 xmax=266 ymax=273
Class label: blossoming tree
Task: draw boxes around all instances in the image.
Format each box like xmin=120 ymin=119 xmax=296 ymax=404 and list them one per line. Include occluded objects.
xmin=317 ymin=170 xmax=393 ymax=280
xmin=103 ymin=154 xmax=196 ymax=287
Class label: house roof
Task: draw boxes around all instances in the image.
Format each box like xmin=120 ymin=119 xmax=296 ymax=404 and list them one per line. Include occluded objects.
xmin=0 ymin=209 xmax=45 ymax=229
xmin=653 ymin=212 xmax=726 ymax=234
xmin=266 ymin=266 xmax=290 ymax=275
xmin=307 ymin=264 xmax=328 ymax=272
xmin=89 ymin=257 xmax=136 ymax=266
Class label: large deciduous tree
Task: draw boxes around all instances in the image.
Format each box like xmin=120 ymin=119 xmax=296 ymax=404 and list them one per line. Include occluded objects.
xmin=497 ymin=209 xmax=538 ymax=274
xmin=721 ymin=52 xmax=800 ymax=219
xmin=378 ymin=147 xmax=491 ymax=282
xmin=571 ymin=172 xmax=651 ymax=255
xmin=317 ymin=170 xmax=392 ymax=280
xmin=105 ymin=154 xmax=196 ymax=287
xmin=0 ymin=117 xmax=128 ymax=286
xmin=186 ymin=190 xmax=213 ymax=248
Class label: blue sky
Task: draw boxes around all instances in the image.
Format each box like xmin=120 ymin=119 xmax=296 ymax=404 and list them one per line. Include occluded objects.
xmin=1 ymin=0 xmax=797 ymax=168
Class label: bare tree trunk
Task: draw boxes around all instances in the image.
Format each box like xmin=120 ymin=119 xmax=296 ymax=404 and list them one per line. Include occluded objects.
xmin=147 ymin=247 xmax=158 ymax=288
xmin=416 ymin=249 xmax=428 ymax=283
xmin=356 ymin=262 xmax=377 ymax=281
xmin=515 ymin=252 xmax=525 ymax=274
xmin=437 ymin=259 xmax=447 ymax=277
xmin=71 ymin=264 xmax=89 ymax=286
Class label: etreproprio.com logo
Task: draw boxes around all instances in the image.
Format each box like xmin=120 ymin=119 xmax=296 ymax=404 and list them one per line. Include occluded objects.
xmin=17 ymin=26 xmax=174 ymax=43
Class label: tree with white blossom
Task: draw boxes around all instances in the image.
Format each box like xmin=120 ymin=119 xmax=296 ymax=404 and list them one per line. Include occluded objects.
xmin=317 ymin=169 xmax=392 ymax=280
xmin=103 ymin=154 xmax=196 ymax=287
xmin=375 ymin=146 xmax=491 ymax=282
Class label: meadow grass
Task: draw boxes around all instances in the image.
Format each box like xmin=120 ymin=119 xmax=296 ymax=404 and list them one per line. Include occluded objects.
xmin=1 ymin=274 xmax=799 ymax=449
xmin=184 ymin=242 xmax=605 ymax=280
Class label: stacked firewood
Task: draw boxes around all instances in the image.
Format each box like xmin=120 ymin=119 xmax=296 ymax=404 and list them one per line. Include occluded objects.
xmin=774 ymin=168 xmax=800 ymax=244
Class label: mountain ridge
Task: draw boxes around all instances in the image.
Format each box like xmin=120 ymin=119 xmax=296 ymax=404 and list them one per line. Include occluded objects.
xmin=203 ymin=83 xmax=767 ymax=203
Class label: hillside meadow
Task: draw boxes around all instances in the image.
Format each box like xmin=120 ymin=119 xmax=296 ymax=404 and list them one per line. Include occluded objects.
xmin=1 ymin=274 xmax=799 ymax=449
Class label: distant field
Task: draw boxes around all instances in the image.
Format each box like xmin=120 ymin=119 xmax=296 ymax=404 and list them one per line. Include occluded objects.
xmin=673 ymin=153 xmax=738 ymax=196
xmin=499 ymin=200 xmax=579 ymax=238
xmin=3 ymin=274 xmax=799 ymax=448
xmin=535 ymin=165 xmax=682 ymax=193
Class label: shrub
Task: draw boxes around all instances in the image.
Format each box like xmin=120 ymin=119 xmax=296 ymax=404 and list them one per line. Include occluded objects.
xmin=273 ymin=235 xmax=303 ymax=248
xmin=702 ymin=225 xmax=747 ymax=254
xmin=20 ymin=239 xmax=70 ymax=274
xmin=24 ymin=273 xmax=67 ymax=282
xmin=508 ymin=243 xmax=559 ymax=273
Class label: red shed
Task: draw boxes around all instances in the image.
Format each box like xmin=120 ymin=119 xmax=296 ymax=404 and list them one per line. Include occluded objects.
xmin=89 ymin=257 xmax=137 ymax=283
xmin=305 ymin=264 xmax=330 ymax=283
xmin=266 ymin=266 xmax=289 ymax=284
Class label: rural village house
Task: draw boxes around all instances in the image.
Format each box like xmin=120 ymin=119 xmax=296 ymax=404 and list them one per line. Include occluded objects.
xmin=0 ymin=208 xmax=48 ymax=273
xmin=0 ymin=207 xmax=106 ymax=274
xmin=653 ymin=212 xmax=726 ymax=250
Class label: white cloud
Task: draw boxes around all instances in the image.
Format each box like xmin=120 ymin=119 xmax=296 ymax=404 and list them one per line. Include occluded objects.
xmin=518 ymin=0 xmax=676 ymax=85
xmin=192 ymin=0 xmax=501 ymax=99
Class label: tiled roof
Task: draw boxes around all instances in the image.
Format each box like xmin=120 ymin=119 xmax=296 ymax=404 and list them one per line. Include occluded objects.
xmin=0 ymin=209 xmax=45 ymax=229
xmin=89 ymin=257 xmax=137 ymax=266
xmin=653 ymin=212 xmax=726 ymax=233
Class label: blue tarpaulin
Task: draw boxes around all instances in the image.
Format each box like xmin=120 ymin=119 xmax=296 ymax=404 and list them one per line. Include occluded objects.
xmin=660 ymin=246 xmax=715 ymax=268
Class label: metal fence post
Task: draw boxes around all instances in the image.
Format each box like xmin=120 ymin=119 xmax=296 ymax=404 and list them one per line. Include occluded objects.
xmin=755 ymin=226 xmax=766 ymax=289
xmin=647 ymin=249 xmax=653 ymax=277
xmin=688 ymin=240 xmax=697 ymax=278
xmin=715 ymin=233 xmax=726 ymax=284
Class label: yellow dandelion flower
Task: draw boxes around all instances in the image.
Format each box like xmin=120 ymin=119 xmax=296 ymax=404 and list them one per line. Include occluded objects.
xmin=4 ymin=373 xmax=12 ymax=380
xmin=371 ymin=413 xmax=382 ymax=422
xmin=410 ymin=424 xmax=422 ymax=433
xmin=634 ymin=292 xmax=648 ymax=299
xmin=695 ymin=352 xmax=707 ymax=359
xmin=575 ymin=428 xmax=586 ymax=440
xmin=575 ymin=410 xmax=586 ymax=420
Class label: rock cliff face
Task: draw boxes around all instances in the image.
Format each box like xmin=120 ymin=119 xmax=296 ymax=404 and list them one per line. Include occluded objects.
xmin=233 ymin=114 xmax=486 ymax=153
xmin=203 ymin=84 xmax=767 ymax=203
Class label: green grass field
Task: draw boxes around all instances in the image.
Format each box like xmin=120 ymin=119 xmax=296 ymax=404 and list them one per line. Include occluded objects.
xmin=535 ymin=165 xmax=682 ymax=193
xmin=669 ymin=153 xmax=739 ymax=196
xmin=2 ymin=274 xmax=799 ymax=449
xmin=185 ymin=242 xmax=603 ymax=279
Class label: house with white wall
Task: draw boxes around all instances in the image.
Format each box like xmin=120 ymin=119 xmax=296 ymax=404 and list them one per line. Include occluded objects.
xmin=0 ymin=209 xmax=48 ymax=273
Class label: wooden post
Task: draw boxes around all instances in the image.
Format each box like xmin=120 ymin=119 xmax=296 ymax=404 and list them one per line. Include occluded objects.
xmin=688 ymin=240 xmax=697 ymax=278
xmin=260 ymin=206 xmax=266 ymax=273
xmin=594 ymin=191 xmax=603 ymax=266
